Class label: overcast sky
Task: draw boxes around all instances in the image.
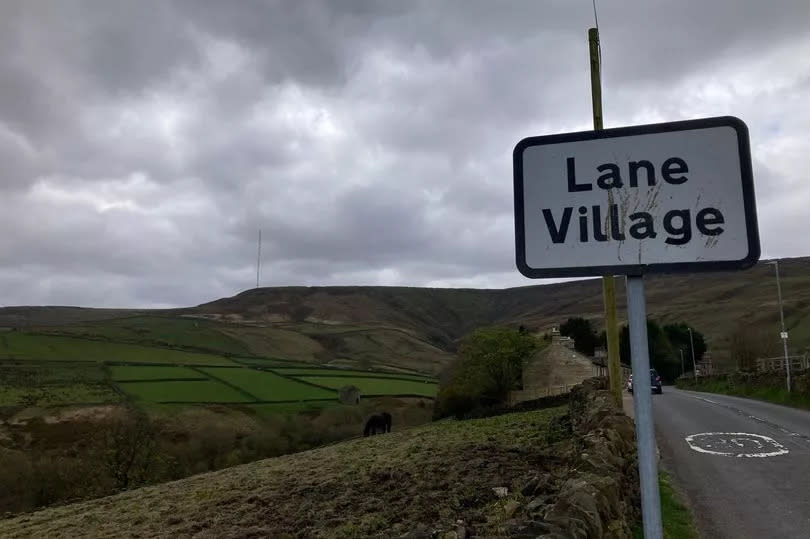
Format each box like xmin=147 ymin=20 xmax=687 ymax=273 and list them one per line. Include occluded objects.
xmin=1 ymin=0 xmax=808 ymax=308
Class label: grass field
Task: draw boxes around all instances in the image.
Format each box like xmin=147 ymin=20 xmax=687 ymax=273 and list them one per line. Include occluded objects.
xmin=304 ymin=328 xmax=452 ymax=374
xmin=119 ymin=380 xmax=253 ymax=403
xmin=0 ymin=363 xmax=106 ymax=385
xmin=271 ymin=367 xmax=435 ymax=382
xmin=34 ymin=315 xmax=252 ymax=355
xmin=0 ymin=384 xmax=121 ymax=406
xmin=200 ymin=368 xmax=336 ymax=401
xmin=0 ymin=406 xmax=566 ymax=538
xmin=0 ymin=318 xmax=438 ymax=408
xmin=0 ymin=333 xmax=235 ymax=366
xmin=108 ymin=365 xmax=205 ymax=381
xmin=231 ymin=357 xmax=312 ymax=368
xmin=295 ymin=376 xmax=437 ymax=397
xmin=217 ymin=326 xmax=326 ymax=363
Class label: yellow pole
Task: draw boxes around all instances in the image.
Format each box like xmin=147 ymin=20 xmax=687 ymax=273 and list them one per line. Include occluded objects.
xmin=589 ymin=27 xmax=622 ymax=408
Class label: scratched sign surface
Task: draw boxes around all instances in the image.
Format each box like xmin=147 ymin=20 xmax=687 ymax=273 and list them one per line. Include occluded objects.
xmin=513 ymin=116 xmax=759 ymax=278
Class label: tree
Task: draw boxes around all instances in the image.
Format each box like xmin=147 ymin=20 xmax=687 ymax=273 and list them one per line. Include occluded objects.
xmin=434 ymin=327 xmax=538 ymax=418
xmin=559 ymin=317 xmax=598 ymax=356
xmin=728 ymin=323 xmax=779 ymax=371
xmin=619 ymin=319 xmax=680 ymax=382
xmin=663 ymin=323 xmax=706 ymax=375
xmin=102 ymin=407 xmax=158 ymax=491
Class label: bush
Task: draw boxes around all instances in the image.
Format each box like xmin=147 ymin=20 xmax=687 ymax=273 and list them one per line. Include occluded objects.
xmin=434 ymin=327 xmax=538 ymax=419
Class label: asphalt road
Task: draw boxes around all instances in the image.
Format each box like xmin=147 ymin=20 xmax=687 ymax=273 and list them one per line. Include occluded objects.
xmin=650 ymin=387 xmax=810 ymax=538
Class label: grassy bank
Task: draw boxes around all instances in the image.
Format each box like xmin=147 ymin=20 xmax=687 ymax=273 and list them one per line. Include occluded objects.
xmin=634 ymin=472 xmax=698 ymax=539
xmin=0 ymin=406 xmax=567 ymax=538
xmin=676 ymin=372 xmax=810 ymax=411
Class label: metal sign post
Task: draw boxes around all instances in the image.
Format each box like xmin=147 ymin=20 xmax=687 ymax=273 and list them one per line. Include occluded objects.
xmin=626 ymin=274 xmax=663 ymax=537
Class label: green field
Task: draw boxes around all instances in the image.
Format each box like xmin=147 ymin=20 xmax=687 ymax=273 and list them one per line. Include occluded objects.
xmin=0 ymin=363 xmax=106 ymax=385
xmin=0 ymin=317 xmax=438 ymax=407
xmin=295 ymin=376 xmax=437 ymax=397
xmin=200 ymin=368 xmax=336 ymax=401
xmin=0 ymin=384 xmax=121 ymax=406
xmin=109 ymin=365 xmax=205 ymax=381
xmin=271 ymin=367 xmax=435 ymax=382
xmin=0 ymin=333 xmax=235 ymax=365
xmin=120 ymin=380 xmax=252 ymax=403
xmin=232 ymin=357 xmax=312 ymax=368
xmin=34 ymin=316 xmax=251 ymax=355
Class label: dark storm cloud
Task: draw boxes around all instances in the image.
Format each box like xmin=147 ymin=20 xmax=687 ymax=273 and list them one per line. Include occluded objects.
xmin=0 ymin=0 xmax=807 ymax=307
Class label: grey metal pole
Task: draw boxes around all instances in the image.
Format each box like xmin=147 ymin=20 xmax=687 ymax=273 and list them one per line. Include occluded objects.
xmin=626 ymin=275 xmax=663 ymax=539
xmin=773 ymin=260 xmax=791 ymax=391
xmin=688 ymin=328 xmax=697 ymax=380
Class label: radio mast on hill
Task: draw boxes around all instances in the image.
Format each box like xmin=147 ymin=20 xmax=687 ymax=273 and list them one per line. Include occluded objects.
xmin=256 ymin=229 xmax=261 ymax=289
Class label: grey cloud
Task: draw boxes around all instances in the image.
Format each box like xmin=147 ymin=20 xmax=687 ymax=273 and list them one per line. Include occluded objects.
xmin=0 ymin=0 xmax=807 ymax=307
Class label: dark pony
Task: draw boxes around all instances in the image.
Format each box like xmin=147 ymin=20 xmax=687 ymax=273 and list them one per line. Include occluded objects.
xmin=363 ymin=412 xmax=392 ymax=436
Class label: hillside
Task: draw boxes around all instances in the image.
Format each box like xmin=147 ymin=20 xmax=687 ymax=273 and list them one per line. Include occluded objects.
xmin=186 ymin=256 xmax=810 ymax=369
xmin=1 ymin=256 xmax=809 ymax=372
xmin=0 ymin=406 xmax=569 ymax=538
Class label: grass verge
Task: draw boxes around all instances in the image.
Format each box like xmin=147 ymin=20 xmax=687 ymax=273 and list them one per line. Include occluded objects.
xmin=634 ymin=471 xmax=698 ymax=539
xmin=677 ymin=378 xmax=810 ymax=411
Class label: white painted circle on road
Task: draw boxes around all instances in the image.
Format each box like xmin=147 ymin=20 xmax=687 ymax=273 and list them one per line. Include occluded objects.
xmin=685 ymin=432 xmax=789 ymax=458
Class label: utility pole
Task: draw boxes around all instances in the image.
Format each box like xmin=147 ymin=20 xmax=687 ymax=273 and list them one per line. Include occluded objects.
xmin=680 ymin=348 xmax=685 ymax=377
xmin=769 ymin=259 xmax=791 ymax=391
xmin=688 ymin=327 xmax=697 ymax=380
xmin=588 ymin=27 xmax=622 ymax=408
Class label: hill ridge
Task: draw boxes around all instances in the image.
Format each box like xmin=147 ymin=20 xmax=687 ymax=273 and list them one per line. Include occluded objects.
xmin=1 ymin=256 xmax=809 ymax=371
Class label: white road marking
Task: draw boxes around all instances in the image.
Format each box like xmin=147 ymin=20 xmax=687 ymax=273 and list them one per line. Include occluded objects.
xmin=685 ymin=392 xmax=810 ymax=445
xmin=685 ymin=432 xmax=789 ymax=458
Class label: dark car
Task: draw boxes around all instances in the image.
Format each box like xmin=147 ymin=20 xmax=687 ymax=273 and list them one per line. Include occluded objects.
xmin=627 ymin=369 xmax=663 ymax=394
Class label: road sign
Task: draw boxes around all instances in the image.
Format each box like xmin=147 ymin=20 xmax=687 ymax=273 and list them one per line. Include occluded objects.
xmin=781 ymin=331 xmax=789 ymax=340
xmin=513 ymin=116 xmax=760 ymax=278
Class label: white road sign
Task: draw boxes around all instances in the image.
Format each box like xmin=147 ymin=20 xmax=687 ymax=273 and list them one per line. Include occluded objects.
xmin=513 ymin=116 xmax=759 ymax=278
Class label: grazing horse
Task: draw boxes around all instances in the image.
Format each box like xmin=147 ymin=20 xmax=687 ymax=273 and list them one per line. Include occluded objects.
xmin=363 ymin=412 xmax=392 ymax=436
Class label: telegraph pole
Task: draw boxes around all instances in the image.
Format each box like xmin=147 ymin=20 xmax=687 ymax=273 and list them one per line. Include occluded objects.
xmin=770 ymin=260 xmax=791 ymax=391
xmin=588 ymin=27 xmax=622 ymax=408
xmin=688 ymin=327 xmax=697 ymax=380
xmin=589 ymin=25 xmax=662 ymax=539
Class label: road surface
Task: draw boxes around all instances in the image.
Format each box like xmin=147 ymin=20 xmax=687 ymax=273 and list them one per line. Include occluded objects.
xmin=651 ymin=387 xmax=810 ymax=538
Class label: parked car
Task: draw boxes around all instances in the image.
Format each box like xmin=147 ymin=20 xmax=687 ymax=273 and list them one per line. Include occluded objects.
xmin=627 ymin=369 xmax=663 ymax=394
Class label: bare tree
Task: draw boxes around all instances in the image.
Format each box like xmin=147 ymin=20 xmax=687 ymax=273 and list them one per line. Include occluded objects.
xmin=102 ymin=406 xmax=157 ymax=490
xmin=728 ymin=324 xmax=779 ymax=371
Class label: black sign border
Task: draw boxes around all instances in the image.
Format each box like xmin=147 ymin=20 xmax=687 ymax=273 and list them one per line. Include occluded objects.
xmin=513 ymin=116 xmax=760 ymax=278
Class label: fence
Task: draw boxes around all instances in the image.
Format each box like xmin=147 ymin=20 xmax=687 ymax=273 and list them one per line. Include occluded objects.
xmin=756 ymin=355 xmax=809 ymax=373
